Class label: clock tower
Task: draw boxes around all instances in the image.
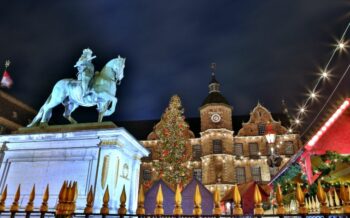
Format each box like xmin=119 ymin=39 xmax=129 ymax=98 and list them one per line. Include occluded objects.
xmin=199 ymin=64 xmax=233 ymax=132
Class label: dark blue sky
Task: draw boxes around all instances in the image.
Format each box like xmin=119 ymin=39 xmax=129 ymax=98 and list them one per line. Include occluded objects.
xmin=1 ymin=1 xmax=350 ymax=131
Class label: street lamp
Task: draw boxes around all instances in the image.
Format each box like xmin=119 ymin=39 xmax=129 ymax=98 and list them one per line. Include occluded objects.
xmin=265 ymin=124 xmax=282 ymax=175
xmin=265 ymin=123 xmax=276 ymax=153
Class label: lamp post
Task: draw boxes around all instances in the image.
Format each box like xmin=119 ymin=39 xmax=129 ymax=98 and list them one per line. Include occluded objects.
xmin=265 ymin=124 xmax=282 ymax=176
xmin=265 ymin=123 xmax=276 ymax=154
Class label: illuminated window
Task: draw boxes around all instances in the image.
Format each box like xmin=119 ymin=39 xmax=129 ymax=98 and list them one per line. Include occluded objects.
xmin=143 ymin=169 xmax=152 ymax=181
xmin=213 ymin=140 xmax=223 ymax=154
xmin=192 ymin=144 xmax=202 ymax=160
xmin=236 ymin=167 xmax=246 ymax=184
xmin=249 ymin=143 xmax=259 ymax=157
xmin=285 ymin=141 xmax=294 ymax=155
xmin=234 ymin=143 xmax=243 ymax=156
xmin=258 ymin=123 xmax=266 ymax=135
xmin=193 ymin=168 xmax=202 ymax=181
xmin=251 ymin=166 xmax=261 ymax=182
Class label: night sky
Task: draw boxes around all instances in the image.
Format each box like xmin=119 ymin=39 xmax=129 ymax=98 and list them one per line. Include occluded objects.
xmin=0 ymin=1 xmax=350 ymax=134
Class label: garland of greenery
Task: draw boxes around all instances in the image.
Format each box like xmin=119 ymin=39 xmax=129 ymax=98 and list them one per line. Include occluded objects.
xmin=273 ymin=151 xmax=350 ymax=199
xmin=313 ymin=150 xmax=350 ymax=177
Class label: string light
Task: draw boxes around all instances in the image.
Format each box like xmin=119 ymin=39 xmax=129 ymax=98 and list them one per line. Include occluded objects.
xmin=299 ymin=105 xmax=307 ymax=114
xmin=337 ymin=40 xmax=347 ymax=51
xmin=288 ymin=21 xmax=350 ymax=135
xmin=321 ymin=70 xmax=329 ymax=79
xmin=310 ymin=91 xmax=317 ymax=99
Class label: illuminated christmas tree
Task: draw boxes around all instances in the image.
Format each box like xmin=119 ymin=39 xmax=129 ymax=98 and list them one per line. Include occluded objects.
xmin=153 ymin=95 xmax=192 ymax=187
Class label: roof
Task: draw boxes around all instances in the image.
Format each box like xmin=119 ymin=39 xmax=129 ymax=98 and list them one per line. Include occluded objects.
xmin=221 ymin=181 xmax=271 ymax=214
xmin=144 ymin=179 xmax=175 ymax=215
xmin=200 ymin=92 xmax=230 ymax=107
xmin=181 ymin=178 xmax=213 ymax=215
xmin=269 ymin=98 xmax=350 ymax=184
xmin=117 ymin=113 xmax=291 ymax=140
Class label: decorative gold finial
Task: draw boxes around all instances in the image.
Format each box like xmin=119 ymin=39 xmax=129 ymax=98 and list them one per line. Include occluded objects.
xmin=71 ymin=182 xmax=78 ymax=213
xmin=118 ymin=185 xmax=127 ymax=215
xmin=211 ymin=62 xmax=217 ymax=73
xmin=296 ymin=183 xmax=307 ymax=214
xmin=4 ymin=60 xmax=10 ymax=69
xmin=254 ymin=184 xmax=264 ymax=215
xmin=316 ymin=181 xmax=329 ymax=214
xmin=136 ymin=185 xmax=145 ymax=215
xmin=0 ymin=185 xmax=7 ymax=212
xmin=25 ymin=185 xmax=35 ymax=213
xmin=10 ymin=184 xmax=21 ymax=213
xmin=56 ymin=181 xmax=67 ymax=215
xmin=276 ymin=184 xmax=285 ymax=215
xmin=100 ymin=186 xmax=110 ymax=215
xmin=341 ymin=184 xmax=350 ymax=213
xmin=212 ymin=187 xmax=222 ymax=215
xmin=40 ymin=185 xmax=49 ymax=213
xmin=193 ymin=184 xmax=202 ymax=215
xmin=84 ymin=185 xmax=94 ymax=215
xmin=233 ymin=185 xmax=243 ymax=215
xmin=173 ymin=184 xmax=183 ymax=215
xmin=154 ymin=184 xmax=164 ymax=215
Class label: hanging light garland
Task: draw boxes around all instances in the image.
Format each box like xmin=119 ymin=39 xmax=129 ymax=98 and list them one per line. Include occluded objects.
xmin=289 ymin=21 xmax=350 ymax=136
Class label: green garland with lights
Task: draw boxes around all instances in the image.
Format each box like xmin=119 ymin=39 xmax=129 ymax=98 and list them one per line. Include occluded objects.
xmin=273 ymin=151 xmax=350 ymax=202
xmin=313 ymin=151 xmax=350 ymax=177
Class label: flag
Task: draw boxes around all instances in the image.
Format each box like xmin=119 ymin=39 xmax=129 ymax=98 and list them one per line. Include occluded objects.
xmin=1 ymin=70 xmax=13 ymax=88
xmin=1 ymin=60 xmax=13 ymax=88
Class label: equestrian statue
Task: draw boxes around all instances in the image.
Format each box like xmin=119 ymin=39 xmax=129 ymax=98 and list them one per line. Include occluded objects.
xmin=27 ymin=48 xmax=125 ymax=127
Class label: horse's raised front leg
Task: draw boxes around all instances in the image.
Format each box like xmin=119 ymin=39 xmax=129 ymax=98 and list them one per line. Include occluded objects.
xmin=96 ymin=92 xmax=118 ymax=121
xmin=104 ymin=97 xmax=117 ymax=116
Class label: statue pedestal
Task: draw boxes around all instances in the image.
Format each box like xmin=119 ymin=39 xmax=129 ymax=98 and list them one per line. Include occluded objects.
xmin=0 ymin=122 xmax=149 ymax=213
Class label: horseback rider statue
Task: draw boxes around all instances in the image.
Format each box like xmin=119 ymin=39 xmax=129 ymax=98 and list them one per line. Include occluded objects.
xmin=74 ymin=48 xmax=96 ymax=96
xmin=27 ymin=48 xmax=125 ymax=127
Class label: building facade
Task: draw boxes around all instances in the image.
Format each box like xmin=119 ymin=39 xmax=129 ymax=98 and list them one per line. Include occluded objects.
xmin=0 ymin=90 xmax=37 ymax=134
xmin=140 ymin=72 xmax=301 ymax=194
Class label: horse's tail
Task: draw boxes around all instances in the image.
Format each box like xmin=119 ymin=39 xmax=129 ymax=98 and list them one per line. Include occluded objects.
xmin=27 ymin=94 xmax=52 ymax=127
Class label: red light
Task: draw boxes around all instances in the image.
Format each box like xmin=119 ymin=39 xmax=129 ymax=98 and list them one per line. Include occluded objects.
xmin=306 ymin=99 xmax=350 ymax=147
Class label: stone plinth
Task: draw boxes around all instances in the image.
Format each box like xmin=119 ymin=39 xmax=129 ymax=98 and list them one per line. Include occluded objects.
xmin=0 ymin=122 xmax=149 ymax=213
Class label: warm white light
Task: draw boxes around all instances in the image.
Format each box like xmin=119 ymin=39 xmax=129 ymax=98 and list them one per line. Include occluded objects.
xmin=288 ymin=128 xmax=293 ymax=133
xmin=295 ymin=119 xmax=300 ymax=125
xmin=338 ymin=42 xmax=346 ymax=50
xmin=265 ymin=133 xmax=276 ymax=144
xmin=226 ymin=202 xmax=231 ymax=209
xmin=321 ymin=70 xmax=329 ymax=78
xmin=300 ymin=106 xmax=306 ymax=113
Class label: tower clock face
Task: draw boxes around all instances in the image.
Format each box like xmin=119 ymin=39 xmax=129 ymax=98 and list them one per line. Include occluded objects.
xmin=211 ymin=113 xmax=221 ymax=123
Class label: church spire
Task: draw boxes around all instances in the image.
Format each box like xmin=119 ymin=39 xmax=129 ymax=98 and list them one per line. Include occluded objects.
xmin=209 ymin=63 xmax=220 ymax=93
